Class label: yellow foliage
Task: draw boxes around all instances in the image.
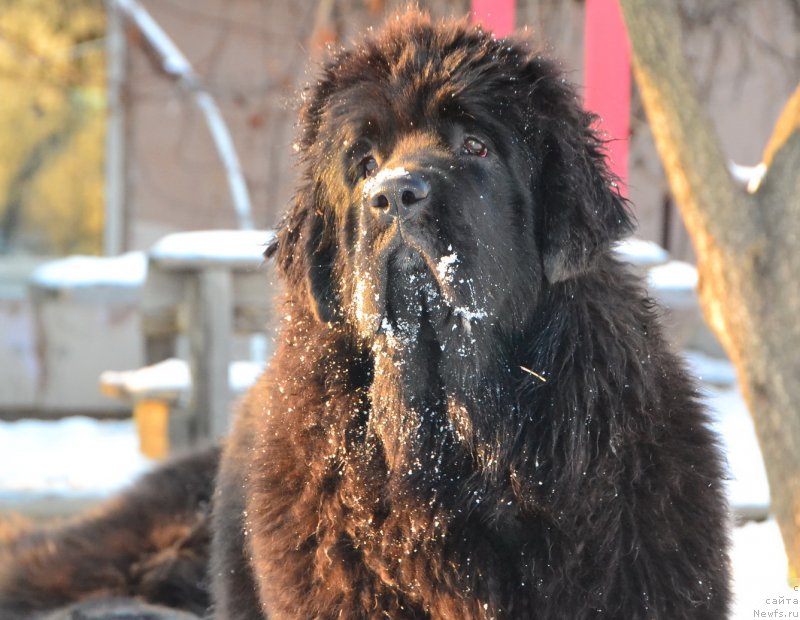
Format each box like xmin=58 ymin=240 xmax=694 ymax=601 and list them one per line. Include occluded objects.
xmin=27 ymin=96 xmax=105 ymax=254
xmin=0 ymin=0 xmax=105 ymax=255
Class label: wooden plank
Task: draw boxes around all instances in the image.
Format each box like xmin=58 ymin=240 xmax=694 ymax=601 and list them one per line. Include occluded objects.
xmin=134 ymin=399 xmax=170 ymax=459
xmin=140 ymin=262 xmax=185 ymax=313
xmin=186 ymin=267 xmax=233 ymax=442
xmin=139 ymin=250 xmax=278 ymax=446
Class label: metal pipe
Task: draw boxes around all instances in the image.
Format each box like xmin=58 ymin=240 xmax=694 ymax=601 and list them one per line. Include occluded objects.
xmin=111 ymin=0 xmax=254 ymax=230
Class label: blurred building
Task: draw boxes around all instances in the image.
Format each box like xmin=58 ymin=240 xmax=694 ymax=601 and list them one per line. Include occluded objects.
xmin=115 ymin=0 xmax=799 ymax=261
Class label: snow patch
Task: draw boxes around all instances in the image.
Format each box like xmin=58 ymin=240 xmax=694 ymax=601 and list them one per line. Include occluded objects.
xmin=647 ymin=260 xmax=698 ymax=291
xmin=683 ymin=350 xmax=737 ymax=386
xmin=436 ymin=248 xmax=459 ymax=283
xmin=100 ymin=358 xmax=264 ymax=397
xmin=0 ymin=417 xmax=152 ymax=497
xmin=31 ymin=252 xmax=147 ymax=289
xmin=362 ymin=166 xmax=411 ymax=198
xmin=454 ymin=306 xmax=488 ymax=322
xmin=706 ymin=386 xmax=771 ymax=514
xmin=614 ymin=238 xmax=669 ymax=267
xmin=731 ymin=519 xmax=795 ymax=618
xmin=729 ymin=161 xmax=767 ymax=194
xmin=150 ymin=230 xmax=273 ymax=265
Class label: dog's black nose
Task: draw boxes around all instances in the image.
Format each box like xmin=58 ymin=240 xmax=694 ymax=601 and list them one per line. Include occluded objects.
xmin=367 ymin=170 xmax=431 ymax=212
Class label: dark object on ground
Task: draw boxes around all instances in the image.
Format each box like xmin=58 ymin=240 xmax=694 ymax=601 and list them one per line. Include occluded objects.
xmin=0 ymin=448 xmax=217 ymax=619
xmin=39 ymin=598 xmax=201 ymax=620
xmin=0 ymin=10 xmax=731 ymax=620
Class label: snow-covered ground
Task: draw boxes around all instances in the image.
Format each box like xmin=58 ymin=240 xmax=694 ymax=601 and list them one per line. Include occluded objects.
xmin=698 ymin=377 xmax=797 ymax=617
xmin=0 ymin=416 xmax=152 ymax=498
xmin=732 ymin=519 xmax=797 ymax=618
xmin=0 ymin=354 xmax=793 ymax=616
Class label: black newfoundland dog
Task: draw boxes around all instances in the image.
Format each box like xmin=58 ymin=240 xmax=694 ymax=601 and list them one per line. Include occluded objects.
xmin=1 ymin=11 xmax=730 ymax=620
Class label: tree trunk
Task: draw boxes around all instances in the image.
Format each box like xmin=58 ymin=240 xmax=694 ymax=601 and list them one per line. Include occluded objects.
xmin=619 ymin=0 xmax=800 ymax=580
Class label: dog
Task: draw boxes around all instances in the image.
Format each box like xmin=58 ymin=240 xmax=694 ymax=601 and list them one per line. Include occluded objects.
xmin=0 ymin=11 xmax=731 ymax=620
xmin=212 ymin=11 xmax=731 ymax=620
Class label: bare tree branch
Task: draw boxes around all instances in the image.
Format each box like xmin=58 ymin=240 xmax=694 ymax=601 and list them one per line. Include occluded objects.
xmin=761 ymin=81 xmax=800 ymax=168
xmin=619 ymin=0 xmax=755 ymax=256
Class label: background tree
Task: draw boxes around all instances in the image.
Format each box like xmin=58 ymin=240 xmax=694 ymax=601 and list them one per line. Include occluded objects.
xmin=0 ymin=0 xmax=105 ymax=255
xmin=619 ymin=0 xmax=800 ymax=580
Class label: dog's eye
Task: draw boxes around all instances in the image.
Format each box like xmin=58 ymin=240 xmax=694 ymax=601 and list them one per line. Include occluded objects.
xmin=463 ymin=137 xmax=488 ymax=157
xmin=360 ymin=156 xmax=379 ymax=179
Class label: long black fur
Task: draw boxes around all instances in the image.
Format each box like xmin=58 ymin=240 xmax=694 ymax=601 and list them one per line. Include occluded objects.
xmin=213 ymin=11 xmax=731 ymax=620
xmin=0 ymin=11 xmax=731 ymax=620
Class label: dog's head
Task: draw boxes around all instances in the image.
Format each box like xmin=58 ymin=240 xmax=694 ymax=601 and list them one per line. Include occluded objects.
xmin=268 ymin=12 xmax=632 ymax=348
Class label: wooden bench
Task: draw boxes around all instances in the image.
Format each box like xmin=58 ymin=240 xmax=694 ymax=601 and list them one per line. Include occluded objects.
xmin=100 ymin=358 xmax=263 ymax=458
xmin=138 ymin=230 xmax=276 ymax=449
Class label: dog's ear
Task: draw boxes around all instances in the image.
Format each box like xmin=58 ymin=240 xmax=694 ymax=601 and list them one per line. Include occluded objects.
xmin=265 ymin=183 xmax=341 ymax=324
xmin=524 ymin=66 xmax=634 ymax=283
xmin=263 ymin=53 xmax=350 ymax=324
xmin=538 ymin=118 xmax=633 ymax=283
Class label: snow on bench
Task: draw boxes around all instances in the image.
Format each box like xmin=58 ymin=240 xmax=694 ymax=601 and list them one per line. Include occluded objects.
xmin=149 ymin=229 xmax=274 ymax=269
xmin=100 ymin=358 xmax=264 ymax=459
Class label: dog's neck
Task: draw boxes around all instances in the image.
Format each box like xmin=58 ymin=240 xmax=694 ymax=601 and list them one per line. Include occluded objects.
xmin=365 ymin=277 xmax=517 ymax=477
xmin=361 ymin=266 xmax=658 ymax=482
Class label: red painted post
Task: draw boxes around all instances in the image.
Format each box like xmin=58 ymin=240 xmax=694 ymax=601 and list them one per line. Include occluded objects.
xmin=471 ymin=0 xmax=515 ymax=37
xmin=583 ymin=0 xmax=631 ymax=193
